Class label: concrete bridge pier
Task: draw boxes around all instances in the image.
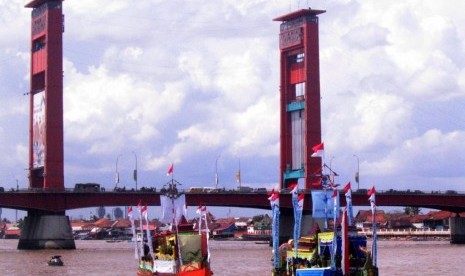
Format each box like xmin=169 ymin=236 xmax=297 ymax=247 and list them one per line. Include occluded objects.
xmin=18 ymin=210 xmax=75 ymax=250
xmin=450 ymin=216 xmax=465 ymax=244
xmin=279 ymin=210 xmax=321 ymax=244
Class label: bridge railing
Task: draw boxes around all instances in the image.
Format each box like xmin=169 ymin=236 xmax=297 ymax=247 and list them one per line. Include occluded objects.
xmin=4 ymin=187 xmax=465 ymax=195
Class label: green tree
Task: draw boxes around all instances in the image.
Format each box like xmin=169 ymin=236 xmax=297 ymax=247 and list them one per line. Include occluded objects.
xmin=404 ymin=207 xmax=421 ymax=216
xmin=16 ymin=218 xmax=24 ymax=229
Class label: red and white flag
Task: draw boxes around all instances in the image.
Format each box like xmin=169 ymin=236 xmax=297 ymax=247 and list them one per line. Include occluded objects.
xmin=289 ymin=183 xmax=298 ymax=195
xmin=368 ymin=186 xmax=376 ymax=212
xmin=167 ymin=163 xmax=174 ymax=176
xmin=137 ymin=199 xmax=142 ymax=211
xmin=141 ymin=205 xmax=148 ymax=219
xmin=331 ymin=189 xmax=338 ymax=199
xmin=268 ymin=190 xmax=280 ymax=207
xmin=367 ymin=186 xmax=375 ymax=196
xmin=311 ymin=142 xmax=324 ymax=157
xmin=343 ymin=182 xmax=351 ymax=193
xmin=127 ymin=206 xmax=133 ymax=219
xmin=196 ymin=204 xmax=207 ymax=215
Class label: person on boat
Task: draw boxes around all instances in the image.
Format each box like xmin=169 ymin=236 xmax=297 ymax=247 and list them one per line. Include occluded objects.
xmin=139 ymin=256 xmax=154 ymax=273
xmin=143 ymin=242 xmax=150 ymax=257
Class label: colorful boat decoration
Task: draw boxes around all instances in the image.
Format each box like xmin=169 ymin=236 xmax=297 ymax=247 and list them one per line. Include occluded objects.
xmin=272 ymin=156 xmax=379 ymax=276
xmin=135 ymin=173 xmax=213 ymax=276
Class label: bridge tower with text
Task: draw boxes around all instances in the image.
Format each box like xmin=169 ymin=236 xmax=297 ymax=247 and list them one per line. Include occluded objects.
xmin=19 ymin=0 xmax=75 ymax=250
xmin=26 ymin=0 xmax=64 ymax=191
xmin=274 ymin=9 xmax=325 ymax=190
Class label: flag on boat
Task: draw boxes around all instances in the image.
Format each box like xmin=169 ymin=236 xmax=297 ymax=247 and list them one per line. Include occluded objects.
xmin=367 ymin=186 xmax=376 ymax=196
xmin=289 ymin=183 xmax=298 ymax=195
xmin=196 ymin=204 xmax=207 ymax=215
xmin=311 ymin=142 xmax=324 ymax=157
xmin=142 ymin=204 xmax=154 ymax=255
xmin=368 ymin=186 xmax=376 ymax=213
xmin=166 ymin=163 xmax=174 ymax=176
xmin=127 ymin=206 xmax=133 ymax=218
xmin=343 ymin=182 xmax=354 ymax=226
xmin=268 ymin=190 xmax=280 ymax=270
xmin=141 ymin=205 xmax=148 ymax=219
xmin=311 ymin=189 xmax=340 ymax=219
xmin=268 ymin=189 xmax=280 ymax=207
xmin=292 ymin=188 xmax=303 ymax=257
xmin=343 ymin=182 xmax=351 ymax=193
xmin=136 ymin=200 xmax=145 ymax=259
xmin=330 ymin=188 xmax=338 ymax=270
xmin=368 ymin=185 xmax=377 ymax=267
xmin=127 ymin=206 xmax=139 ymax=260
xmin=160 ymin=194 xmax=187 ymax=224
xmin=196 ymin=204 xmax=211 ymax=262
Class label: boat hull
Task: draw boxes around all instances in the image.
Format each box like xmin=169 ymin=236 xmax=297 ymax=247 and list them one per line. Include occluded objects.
xmin=137 ymin=267 xmax=212 ymax=276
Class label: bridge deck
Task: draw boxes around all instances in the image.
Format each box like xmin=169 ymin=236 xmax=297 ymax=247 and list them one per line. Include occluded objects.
xmin=1 ymin=189 xmax=465 ymax=213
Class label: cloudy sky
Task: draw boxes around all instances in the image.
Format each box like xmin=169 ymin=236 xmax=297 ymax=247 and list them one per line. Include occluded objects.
xmin=1 ymin=0 xmax=465 ymax=219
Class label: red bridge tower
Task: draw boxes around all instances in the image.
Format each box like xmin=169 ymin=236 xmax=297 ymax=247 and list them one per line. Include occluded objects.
xmin=27 ymin=0 xmax=64 ymax=190
xmin=19 ymin=0 xmax=74 ymax=250
xmin=274 ymin=9 xmax=325 ymax=190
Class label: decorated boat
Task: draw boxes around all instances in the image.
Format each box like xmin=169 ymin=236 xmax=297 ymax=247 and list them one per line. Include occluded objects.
xmin=279 ymin=225 xmax=376 ymax=275
xmin=134 ymin=174 xmax=213 ymax=276
xmin=270 ymin=165 xmax=379 ymax=276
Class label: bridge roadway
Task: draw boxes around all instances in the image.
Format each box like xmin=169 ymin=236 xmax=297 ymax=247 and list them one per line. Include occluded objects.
xmin=1 ymin=189 xmax=465 ymax=213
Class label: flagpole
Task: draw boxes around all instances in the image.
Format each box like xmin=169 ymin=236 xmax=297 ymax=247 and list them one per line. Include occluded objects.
xmin=128 ymin=207 xmax=140 ymax=260
xmin=292 ymin=186 xmax=298 ymax=258
xmin=144 ymin=206 xmax=154 ymax=256
xmin=137 ymin=201 xmax=145 ymax=259
xmin=171 ymin=164 xmax=174 ymax=186
xmin=368 ymin=186 xmax=377 ymax=268
xmin=341 ymin=208 xmax=349 ymax=275
xmin=330 ymin=190 xmax=337 ymax=271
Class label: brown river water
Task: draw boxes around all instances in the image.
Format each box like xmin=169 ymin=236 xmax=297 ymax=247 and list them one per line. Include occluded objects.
xmin=0 ymin=239 xmax=463 ymax=275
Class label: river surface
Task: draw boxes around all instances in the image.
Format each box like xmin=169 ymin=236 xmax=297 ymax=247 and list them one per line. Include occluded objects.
xmin=0 ymin=239 xmax=463 ymax=275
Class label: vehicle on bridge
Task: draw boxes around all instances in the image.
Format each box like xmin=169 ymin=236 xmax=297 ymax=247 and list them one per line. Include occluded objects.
xmin=74 ymin=183 xmax=101 ymax=192
xmin=237 ymin=186 xmax=253 ymax=192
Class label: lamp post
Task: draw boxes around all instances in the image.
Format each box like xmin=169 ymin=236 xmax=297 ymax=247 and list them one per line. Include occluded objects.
xmin=353 ymin=154 xmax=360 ymax=190
xmin=215 ymin=155 xmax=220 ymax=190
xmin=132 ymin=151 xmax=138 ymax=191
xmin=115 ymin=154 xmax=122 ymax=190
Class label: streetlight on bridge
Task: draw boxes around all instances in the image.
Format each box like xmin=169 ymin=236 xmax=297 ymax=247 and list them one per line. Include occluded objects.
xmin=132 ymin=151 xmax=138 ymax=191
xmin=215 ymin=155 xmax=221 ymax=190
xmin=115 ymin=154 xmax=122 ymax=190
xmin=353 ymin=154 xmax=360 ymax=190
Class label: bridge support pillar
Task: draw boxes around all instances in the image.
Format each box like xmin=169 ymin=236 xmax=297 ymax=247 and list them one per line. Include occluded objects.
xmin=279 ymin=210 xmax=321 ymax=244
xmin=18 ymin=210 xmax=75 ymax=250
xmin=450 ymin=216 xmax=465 ymax=244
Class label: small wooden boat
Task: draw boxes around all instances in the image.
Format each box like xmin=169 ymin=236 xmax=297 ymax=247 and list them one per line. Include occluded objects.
xmin=48 ymin=255 xmax=64 ymax=266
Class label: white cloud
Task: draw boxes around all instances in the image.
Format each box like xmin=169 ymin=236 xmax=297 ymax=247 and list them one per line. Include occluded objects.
xmin=1 ymin=0 xmax=465 ymax=195
xmin=367 ymin=129 xmax=465 ymax=177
